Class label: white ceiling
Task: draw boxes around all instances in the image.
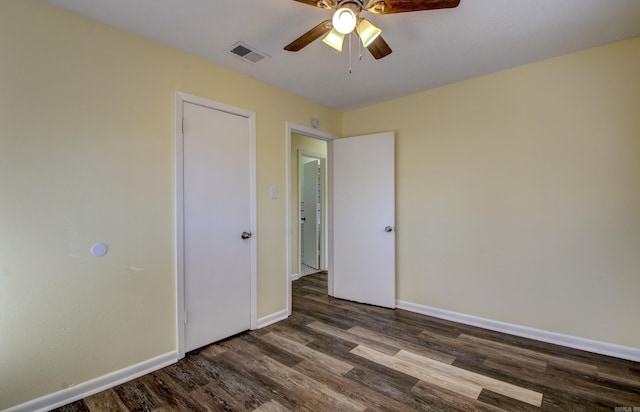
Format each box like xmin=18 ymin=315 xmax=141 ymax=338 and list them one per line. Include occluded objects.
xmin=42 ymin=0 xmax=640 ymax=111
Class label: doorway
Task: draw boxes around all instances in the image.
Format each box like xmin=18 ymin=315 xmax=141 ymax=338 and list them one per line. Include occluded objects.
xmin=286 ymin=124 xmax=335 ymax=314
xmin=287 ymin=124 xmax=397 ymax=315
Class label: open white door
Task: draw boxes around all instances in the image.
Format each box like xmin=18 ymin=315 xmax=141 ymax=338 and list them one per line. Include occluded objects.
xmin=302 ymin=159 xmax=320 ymax=269
xmin=332 ymin=132 xmax=395 ymax=308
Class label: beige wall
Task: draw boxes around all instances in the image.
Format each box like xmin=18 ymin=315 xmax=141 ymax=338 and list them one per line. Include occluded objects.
xmin=290 ymin=134 xmax=328 ymax=276
xmin=342 ymin=37 xmax=640 ymax=349
xmin=0 ymin=0 xmax=340 ymax=408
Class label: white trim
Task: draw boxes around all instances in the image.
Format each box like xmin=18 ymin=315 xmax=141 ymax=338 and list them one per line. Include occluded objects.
xmin=256 ymin=308 xmax=290 ymax=329
xmin=290 ymin=273 xmax=300 ymax=281
xmin=286 ymin=123 xmax=336 ymax=317
xmin=396 ymin=300 xmax=640 ymax=362
xmin=6 ymin=351 xmax=177 ymax=412
xmin=175 ymin=91 xmax=257 ymax=358
xmin=174 ymin=92 xmax=186 ymax=359
xmin=327 ymin=141 xmax=334 ymax=297
xmin=248 ymin=107 xmax=258 ymax=332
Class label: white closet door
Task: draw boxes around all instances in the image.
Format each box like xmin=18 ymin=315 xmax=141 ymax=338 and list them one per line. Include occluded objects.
xmin=183 ymin=102 xmax=252 ymax=351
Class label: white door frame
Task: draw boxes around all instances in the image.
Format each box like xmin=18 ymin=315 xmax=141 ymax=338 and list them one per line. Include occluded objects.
xmin=286 ymin=123 xmax=336 ymax=316
xmin=175 ymin=91 xmax=257 ymax=359
xmin=298 ymin=150 xmax=327 ymax=274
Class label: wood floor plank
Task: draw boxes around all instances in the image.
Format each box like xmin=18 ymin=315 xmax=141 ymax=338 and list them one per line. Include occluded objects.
xmin=185 ymin=353 xmax=272 ymax=410
xmin=419 ymin=329 xmax=548 ymax=371
xmin=307 ymin=320 xmax=401 ymax=356
xmin=476 ymin=357 xmax=559 ymax=392
xmin=264 ymin=323 xmax=317 ymax=345
xmin=292 ymin=299 xmax=360 ymax=330
xmin=348 ymin=325 xmax=457 ymax=364
xmin=159 ymin=358 xmax=210 ymax=392
xmin=301 ymin=285 xmax=327 ymax=295
xmin=207 ymin=334 xmax=344 ymax=411
xmin=214 ymin=349 xmax=311 ymax=411
xmin=221 ymin=331 xmax=305 ymax=368
xmin=543 ymin=364 xmax=640 ymax=406
xmin=189 ymin=382 xmax=249 ymax=411
xmin=342 ymin=366 xmax=438 ymax=411
xmin=253 ymin=399 xmax=291 ymax=412
xmin=83 ymin=389 xmax=128 ymax=411
xmin=411 ymin=380 xmax=506 ymax=412
xmin=246 ymin=355 xmax=367 ymax=411
xmin=53 ymin=401 xmax=91 ymax=412
xmin=295 ymin=295 xmax=437 ymax=345
xmin=261 ymin=332 xmax=354 ymax=375
xmin=395 ymin=311 xmax=464 ymax=340
xmin=395 ymin=349 xmax=543 ymax=407
xmin=220 ymin=336 xmax=367 ymax=410
xmin=140 ymin=371 xmax=204 ymax=412
xmin=111 ymin=378 xmax=162 ymax=411
xmin=458 ymin=333 xmax=598 ymax=375
xmin=479 ymin=358 xmax=640 ymax=410
xmin=476 ymin=388 xmax=540 ymax=412
xmin=294 ymin=360 xmax=417 ymax=412
xmin=302 ymin=293 xmax=399 ymax=318
xmin=198 ymin=342 xmax=227 ymax=359
xmin=351 ymin=345 xmax=484 ymax=399
xmin=597 ymin=369 xmax=640 ymax=390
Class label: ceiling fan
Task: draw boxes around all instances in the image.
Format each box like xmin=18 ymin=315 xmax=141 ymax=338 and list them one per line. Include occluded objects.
xmin=284 ymin=0 xmax=461 ymax=60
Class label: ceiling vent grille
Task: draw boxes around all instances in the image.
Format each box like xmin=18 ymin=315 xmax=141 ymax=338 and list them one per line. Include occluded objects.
xmin=227 ymin=42 xmax=269 ymax=64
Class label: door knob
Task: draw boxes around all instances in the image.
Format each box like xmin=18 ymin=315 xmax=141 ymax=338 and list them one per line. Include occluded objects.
xmin=385 ymin=226 xmax=393 ymax=232
xmin=241 ymin=231 xmax=252 ymax=239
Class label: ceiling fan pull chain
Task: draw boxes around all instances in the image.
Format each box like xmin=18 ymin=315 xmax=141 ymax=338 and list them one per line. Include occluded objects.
xmin=349 ymin=32 xmax=352 ymax=74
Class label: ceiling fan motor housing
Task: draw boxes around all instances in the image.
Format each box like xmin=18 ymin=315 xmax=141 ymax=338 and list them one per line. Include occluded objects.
xmin=319 ymin=0 xmax=371 ymax=10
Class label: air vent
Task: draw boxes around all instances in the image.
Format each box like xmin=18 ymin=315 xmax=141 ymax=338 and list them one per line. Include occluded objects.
xmin=227 ymin=42 xmax=270 ymax=64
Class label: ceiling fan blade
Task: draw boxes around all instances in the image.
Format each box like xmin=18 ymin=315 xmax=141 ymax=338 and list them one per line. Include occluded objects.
xmin=366 ymin=35 xmax=392 ymax=59
xmin=292 ymin=0 xmax=321 ymax=7
xmin=293 ymin=0 xmax=336 ymax=8
xmin=284 ymin=20 xmax=332 ymax=52
xmin=367 ymin=0 xmax=460 ymax=14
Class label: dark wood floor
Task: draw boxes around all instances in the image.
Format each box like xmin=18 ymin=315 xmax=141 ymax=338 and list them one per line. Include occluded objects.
xmin=55 ymin=273 xmax=640 ymax=411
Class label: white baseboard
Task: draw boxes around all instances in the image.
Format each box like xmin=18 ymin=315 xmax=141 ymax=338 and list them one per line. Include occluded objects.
xmin=6 ymin=351 xmax=178 ymax=412
xmin=396 ymin=300 xmax=640 ymax=363
xmin=255 ymin=308 xmax=289 ymax=329
xmin=290 ymin=273 xmax=300 ymax=281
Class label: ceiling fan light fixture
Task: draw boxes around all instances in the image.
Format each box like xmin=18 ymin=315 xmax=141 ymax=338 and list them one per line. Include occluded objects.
xmin=356 ymin=18 xmax=381 ymax=47
xmin=332 ymin=4 xmax=358 ymax=34
xmin=322 ymin=28 xmax=345 ymax=51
